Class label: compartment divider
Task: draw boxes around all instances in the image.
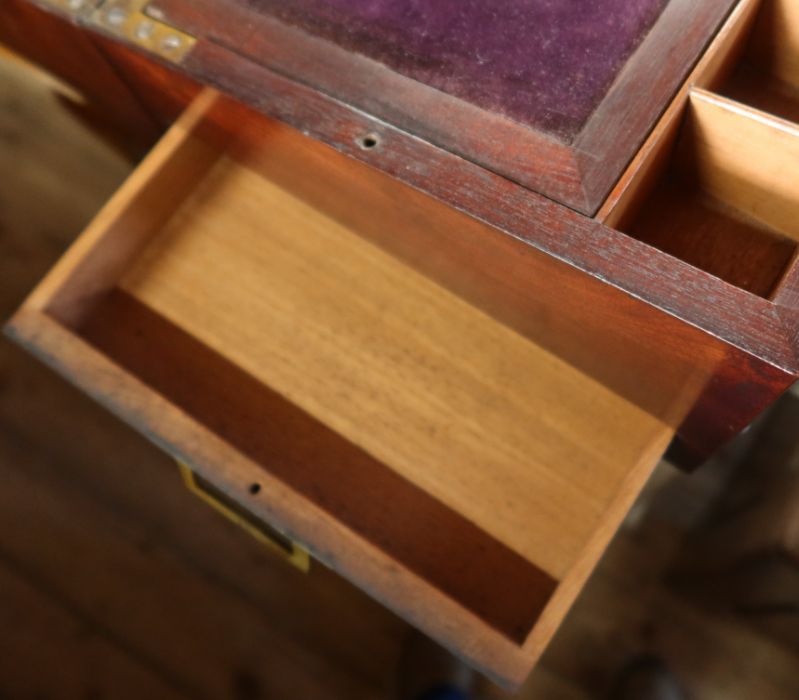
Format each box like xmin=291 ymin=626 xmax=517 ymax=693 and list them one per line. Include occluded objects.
xmin=684 ymin=88 xmax=799 ymax=240
xmin=610 ymin=85 xmax=799 ymax=298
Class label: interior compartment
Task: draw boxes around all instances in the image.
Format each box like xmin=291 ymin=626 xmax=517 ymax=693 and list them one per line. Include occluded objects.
xmin=616 ymin=89 xmax=799 ymax=298
xmin=78 ymin=288 xmax=554 ymax=643
xmin=719 ymin=0 xmax=799 ymax=124
xmin=29 ymin=91 xmax=669 ymax=646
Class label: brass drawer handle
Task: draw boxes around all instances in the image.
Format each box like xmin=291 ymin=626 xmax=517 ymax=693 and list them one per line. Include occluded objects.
xmin=177 ymin=462 xmax=310 ymax=573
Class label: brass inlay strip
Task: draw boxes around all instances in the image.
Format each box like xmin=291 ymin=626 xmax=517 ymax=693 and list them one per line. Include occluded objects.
xmin=36 ymin=0 xmax=196 ymax=63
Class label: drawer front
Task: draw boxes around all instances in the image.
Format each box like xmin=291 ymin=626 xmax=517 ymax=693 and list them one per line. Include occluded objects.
xmin=5 ymin=89 xmax=674 ymax=687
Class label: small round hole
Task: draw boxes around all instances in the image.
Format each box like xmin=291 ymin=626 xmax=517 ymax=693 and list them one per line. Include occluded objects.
xmin=358 ymin=133 xmax=380 ymax=150
xmin=248 ymin=483 xmax=261 ymax=495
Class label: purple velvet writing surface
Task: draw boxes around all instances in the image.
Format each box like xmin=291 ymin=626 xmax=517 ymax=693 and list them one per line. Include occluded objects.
xmin=253 ymin=0 xmax=670 ymax=141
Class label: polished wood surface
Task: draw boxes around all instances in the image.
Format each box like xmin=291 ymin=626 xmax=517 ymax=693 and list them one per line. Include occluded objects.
xmin=622 ymin=91 xmax=799 ymax=298
xmin=7 ymin=90 xmax=673 ymax=686
xmin=0 ymin=57 xmax=403 ymax=700
xmin=119 ymin=149 xmax=671 ymax=583
xmin=4 ymin=20 xmax=799 ymax=692
xmin=16 ymin=0 xmax=798 ymax=464
xmin=3 ymin=59 xmax=796 ymax=696
xmin=598 ymin=0 xmax=764 ymax=227
xmin=598 ymin=0 xmax=799 ymax=465
xmin=148 ymin=0 xmax=736 ymax=214
xmin=682 ymin=91 xmax=799 ymax=246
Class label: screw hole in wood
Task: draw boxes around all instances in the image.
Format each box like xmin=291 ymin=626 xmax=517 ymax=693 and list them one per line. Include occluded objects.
xmin=358 ymin=133 xmax=380 ymax=150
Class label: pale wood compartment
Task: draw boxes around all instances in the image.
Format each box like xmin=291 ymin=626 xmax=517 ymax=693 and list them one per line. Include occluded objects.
xmin=613 ymin=90 xmax=799 ymax=298
xmin=6 ymin=90 xmax=673 ymax=687
xmin=720 ymin=0 xmax=799 ymax=125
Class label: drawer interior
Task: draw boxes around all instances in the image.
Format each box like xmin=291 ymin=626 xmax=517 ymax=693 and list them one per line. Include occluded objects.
xmin=618 ymin=90 xmax=799 ymax=298
xmin=9 ymin=90 xmax=671 ymax=679
xmin=720 ymin=0 xmax=799 ymax=124
xmin=603 ymin=0 xmax=799 ymax=299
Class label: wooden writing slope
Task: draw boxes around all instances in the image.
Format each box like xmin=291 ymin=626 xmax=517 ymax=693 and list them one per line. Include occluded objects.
xmin=4 ymin=0 xmax=799 ymax=688
xmin=145 ymin=0 xmax=736 ymax=214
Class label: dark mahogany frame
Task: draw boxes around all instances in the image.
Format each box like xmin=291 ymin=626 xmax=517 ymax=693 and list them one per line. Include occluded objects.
xmin=20 ymin=0 xmax=799 ymax=466
xmin=146 ymin=0 xmax=738 ymax=214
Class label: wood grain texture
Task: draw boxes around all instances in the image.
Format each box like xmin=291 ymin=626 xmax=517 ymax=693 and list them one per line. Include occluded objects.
xmin=572 ymin=0 xmax=740 ymax=211
xmin=6 ymin=2 xmax=799 ymax=675
xmin=0 ymin=397 xmax=389 ymax=700
xmin=723 ymin=65 xmax=799 ymax=125
xmin=625 ymin=182 xmax=795 ymax=298
xmin=147 ymin=0 xmax=737 ymax=213
xmin=167 ymin=52 xmax=799 ymax=462
xmin=0 ymin=68 xmax=406 ymax=686
xmin=28 ymin=89 xmax=221 ymax=324
xmin=742 ymin=0 xmax=799 ymax=86
xmin=96 ymin=35 xmax=203 ymax=126
xmin=79 ymin=289 xmax=559 ymax=645
xmin=117 ymin=151 xmax=671 ymax=583
xmin=6 ymin=92 xmax=675 ymax=686
xmin=597 ymin=0 xmax=799 ymax=464
xmin=622 ymin=91 xmax=799 ymax=298
xmin=234 ymin=0 xmax=671 ymax=140
xmin=8 ymin=57 xmax=798 ymax=697
xmin=599 ymin=0 xmax=763 ymax=226
xmin=5 ymin=306 xmax=537 ymax=687
xmin=15 ymin=0 xmax=799 ymax=462
xmin=721 ymin=0 xmax=799 ymax=123
xmin=683 ymin=90 xmax=799 ymax=243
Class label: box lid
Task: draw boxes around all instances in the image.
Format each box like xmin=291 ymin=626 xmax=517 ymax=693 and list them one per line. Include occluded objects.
xmin=148 ymin=0 xmax=736 ymax=213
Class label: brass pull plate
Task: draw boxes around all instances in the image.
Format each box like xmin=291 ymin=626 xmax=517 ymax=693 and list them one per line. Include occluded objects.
xmin=178 ymin=462 xmax=311 ymax=573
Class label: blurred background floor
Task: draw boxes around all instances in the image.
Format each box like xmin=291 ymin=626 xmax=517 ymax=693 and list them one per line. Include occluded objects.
xmin=1 ymin=52 xmax=798 ymax=699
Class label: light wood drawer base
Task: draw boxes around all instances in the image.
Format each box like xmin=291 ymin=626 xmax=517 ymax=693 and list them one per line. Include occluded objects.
xmin=5 ymin=89 xmax=674 ymax=687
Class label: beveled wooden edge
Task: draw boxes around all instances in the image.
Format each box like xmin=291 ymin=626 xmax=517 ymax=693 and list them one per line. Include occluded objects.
xmin=574 ymin=0 xmax=737 ymax=212
xmin=773 ymin=251 xmax=799 ymax=305
xmin=180 ymin=43 xmax=799 ymax=465
xmin=145 ymin=0 xmax=735 ymax=215
xmin=25 ymin=0 xmax=798 ymax=372
xmin=0 ymin=87 xmax=542 ymax=687
xmin=0 ymin=76 xmax=672 ymax=684
xmin=2 ymin=309 xmax=532 ymax=687
xmin=598 ymin=0 xmax=762 ymax=226
xmin=773 ymin=254 xmax=799 ymax=354
xmin=146 ymin=0 xmax=589 ymax=209
xmin=176 ymin=45 xmax=799 ymax=372
xmin=595 ymin=0 xmax=799 ymax=364
xmin=520 ymin=423 xmax=671 ymax=666
xmin=594 ymin=0 xmax=799 ymax=464
xmin=686 ymin=88 xmax=799 ymax=401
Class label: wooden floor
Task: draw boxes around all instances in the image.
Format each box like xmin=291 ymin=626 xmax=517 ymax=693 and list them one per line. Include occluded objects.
xmin=1 ymin=54 xmax=798 ymax=699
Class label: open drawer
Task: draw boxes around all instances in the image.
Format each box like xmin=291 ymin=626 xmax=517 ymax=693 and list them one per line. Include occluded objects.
xmin=5 ymin=89 xmax=674 ymax=687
